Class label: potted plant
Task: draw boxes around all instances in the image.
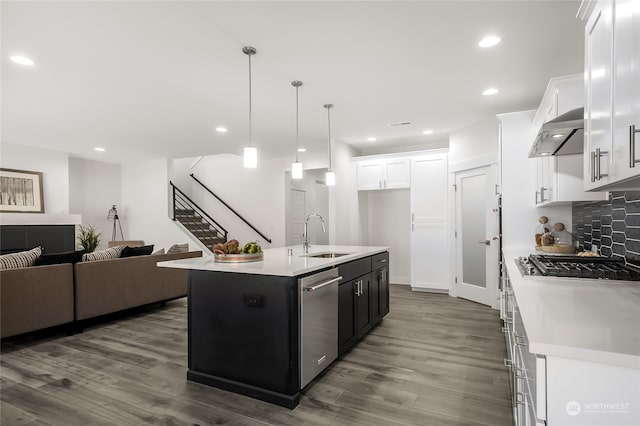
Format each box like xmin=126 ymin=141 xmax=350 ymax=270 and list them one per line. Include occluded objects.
xmin=77 ymin=224 xmax=101 ymax=253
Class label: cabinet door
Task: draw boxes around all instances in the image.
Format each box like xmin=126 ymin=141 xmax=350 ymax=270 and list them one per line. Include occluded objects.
xmin=338 ymin=279 xmax=357 ymax=355
xmin=611 ymin=0 xmax=640 ymax=184
xmin=535 ymin=156 xmax=553 ymax=204
xmin=411 ymin=154 xmax=449 ymax=291
xmin=379 ymin=267 xmax=389 ymax=318
xmin=585 ymin=0 xmax=614 ymax=189
xmin=357 ymin=161 xmax=383 ymax=190
xmin=356 ymin=275 xmax=372 ymax=338
xmin=383 ymin=158 xmax=410 ymax=189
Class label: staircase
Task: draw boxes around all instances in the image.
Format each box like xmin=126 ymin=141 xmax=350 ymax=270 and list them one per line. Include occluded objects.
xmin=170 ymin=182 xmax=228 ymax=252
xmin=174 ymin=208 xmax=226 ymax=248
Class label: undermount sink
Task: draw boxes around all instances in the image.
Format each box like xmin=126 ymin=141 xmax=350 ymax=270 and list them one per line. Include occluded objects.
xmin=303 ymin=252 xmax=350 ymax=259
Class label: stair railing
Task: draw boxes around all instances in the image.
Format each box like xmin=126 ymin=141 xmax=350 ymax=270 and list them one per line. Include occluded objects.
xmin=170 ymin=182 xmax=228 ymax=243
xmin=190 ymin=173 xmax=272 ymax=244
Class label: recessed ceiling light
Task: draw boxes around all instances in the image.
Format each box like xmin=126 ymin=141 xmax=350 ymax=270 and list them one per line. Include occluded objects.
xmin=367 ymin=137 xmax=376 ymax=142
xmin=422 ymin=129 xmax=434 ymax=135
xmin=482 ymin=87 xmax=499 ymax=96
xmin=215 ymin=127 xmax=227 ymax=133
xmin=297 ymin=148 xmax=306 ymax=152
xmin=94 ymin=147 xmax=105 ymax=152
xmin=478 ymin=35 xmax=501 ymax=48
xmin=551 ymin=134 xmax=564 ymax=139
xmin=9 ymin=56 xmax=35 ymax=66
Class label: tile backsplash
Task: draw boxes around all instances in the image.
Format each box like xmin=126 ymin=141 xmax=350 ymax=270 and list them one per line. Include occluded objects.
xmin=572 ymin=191 xmax=640 ymax=268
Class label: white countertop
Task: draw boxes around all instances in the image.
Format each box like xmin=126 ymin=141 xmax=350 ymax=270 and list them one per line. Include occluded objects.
xmin=503 ymin=248 xmax=640 ymax=369
xmin=0 ymin=213 xmax=82 ymax=225
xmin=158 ymin=245 xmax=389 ymax=277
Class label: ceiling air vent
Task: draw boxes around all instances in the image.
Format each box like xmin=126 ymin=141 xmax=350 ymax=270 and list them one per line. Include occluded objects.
xmin=387 ymin=121 xmax=412 ymax=127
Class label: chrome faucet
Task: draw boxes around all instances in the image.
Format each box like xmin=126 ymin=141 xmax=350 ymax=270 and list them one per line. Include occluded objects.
xmin=303 ymin=213 xmax=326 ymax=253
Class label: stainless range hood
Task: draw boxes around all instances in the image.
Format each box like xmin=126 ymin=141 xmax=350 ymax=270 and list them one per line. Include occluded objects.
xmin=528 ymin=107 xmax=584 ymax=158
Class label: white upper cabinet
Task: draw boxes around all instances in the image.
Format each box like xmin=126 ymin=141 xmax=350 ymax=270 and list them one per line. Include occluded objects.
xmin=582 ymin=0 xmax=640 ymax=190
xmin=356 ymin=158 xmax=410 ymax=190
xmin=532 ymin=74 xmax=607 ymax=205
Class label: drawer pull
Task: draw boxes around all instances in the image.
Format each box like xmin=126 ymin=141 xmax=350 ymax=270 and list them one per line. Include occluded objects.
xmin=504 ymin=358 xmax=513 ymax=367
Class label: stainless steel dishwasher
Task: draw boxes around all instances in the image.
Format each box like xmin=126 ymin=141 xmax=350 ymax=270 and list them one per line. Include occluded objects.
xmin=299 ymin=268 xmax=341 ymax=388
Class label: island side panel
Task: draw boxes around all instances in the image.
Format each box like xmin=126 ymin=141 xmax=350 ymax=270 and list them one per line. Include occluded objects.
xmin=188 ymin=270 xmax=299 ymax=398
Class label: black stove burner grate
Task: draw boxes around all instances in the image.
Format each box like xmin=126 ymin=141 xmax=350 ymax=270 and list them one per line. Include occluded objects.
xmin=528 ymin=255 xmax=640 ymax=281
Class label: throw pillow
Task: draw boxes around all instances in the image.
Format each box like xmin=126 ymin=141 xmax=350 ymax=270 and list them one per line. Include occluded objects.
xmin=152 ymin=248 xmax=165 ymax=256
xmin=120 ymin=245 xmax=154 ymax=258
xmin=0 ymin=247 xmax=42 ymax=270
xmin=167 ymin=243 xmax=188 ymax=254
xmin=82 ymin=245 xmax=124 ymax=262
xmin=34 ymin=250 xmax=86 ymax=266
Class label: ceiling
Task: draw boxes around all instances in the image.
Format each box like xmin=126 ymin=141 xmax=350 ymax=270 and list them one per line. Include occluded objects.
xmin=1 ymin=1 xmax=584 ymax=164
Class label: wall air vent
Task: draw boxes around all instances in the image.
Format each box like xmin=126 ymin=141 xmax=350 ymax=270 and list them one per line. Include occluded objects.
xmin=387 ymin=121 xmax=412 ymax=127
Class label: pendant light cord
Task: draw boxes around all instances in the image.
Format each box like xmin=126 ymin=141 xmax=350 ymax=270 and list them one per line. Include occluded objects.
xmin=327 ymin=106 xmax=332 ymax=171
xmin=248 ymin=53 xmax=253 ymax=146
xmin=295 ymin=85 xmax=299 ymax=162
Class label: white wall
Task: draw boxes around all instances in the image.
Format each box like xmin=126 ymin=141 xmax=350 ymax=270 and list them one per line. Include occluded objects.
xmin=68 ymin=158 xmax=121 ymax=250
xmin=121 ymin=158 xmax=201 ymax=251
xmin=329 ymin=140 xmax=366 ymax=246
xmin=191 ymin=153 xmax=288 ymax=247
xmin=0 ymin=142 xmax=70 ymax=214
xmin=285 ymin=168 xmax=330 ymax=246
xmin=449 ymin=118 xmax=498 ymax=166
xmin=367 ymin=189 xmax=411 ymax=284
xmin=499 ymin=111 xmax=572 ymax=250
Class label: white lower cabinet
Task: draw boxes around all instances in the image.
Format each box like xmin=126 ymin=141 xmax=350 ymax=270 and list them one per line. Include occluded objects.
xmin=501 ymin=267 xmax=640 ymax=425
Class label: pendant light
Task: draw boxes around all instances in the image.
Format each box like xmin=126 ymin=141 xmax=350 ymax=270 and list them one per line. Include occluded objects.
xmin=324 ymin=104 xmax=336 ymax=186
xmin=243 ymin=46 xmax=258 ymax=168
xmin=291 ymin=81 xmax=304 ymax=179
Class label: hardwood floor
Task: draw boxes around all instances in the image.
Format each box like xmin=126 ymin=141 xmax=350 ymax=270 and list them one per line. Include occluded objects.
xmin=1 ymin=285 xmax=512 ymax=426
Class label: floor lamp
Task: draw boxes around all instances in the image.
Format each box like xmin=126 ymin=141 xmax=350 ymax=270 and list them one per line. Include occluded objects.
xmin=107 ymin=204 xmax=124 ymax=241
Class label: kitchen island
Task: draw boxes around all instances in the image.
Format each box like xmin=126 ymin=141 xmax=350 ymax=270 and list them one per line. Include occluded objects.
xmin=159 ymin=245 xmax=389 ymax=408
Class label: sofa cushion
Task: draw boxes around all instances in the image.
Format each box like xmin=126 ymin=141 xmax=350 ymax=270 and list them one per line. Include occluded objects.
xmin=167 ymin=243 xmax=188 ymax=254
xmin=0 ymin=247 xmax=42 ymax=270
xmin=120 ymin=245 xmax=154 ymax=258
xmin=82 ymin=245 xmax=124 ymax=262
xmin=152 ymin=248 xmax=165 ymax=255
xmin=34 ymin=249 xmax=86 ymax=266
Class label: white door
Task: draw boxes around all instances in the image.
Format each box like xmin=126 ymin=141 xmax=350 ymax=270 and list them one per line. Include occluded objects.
xmin=410 ymin=154 xmax=449 ymax=292
xmin=289 ymin=189 xmax=306 ymax=246
xmin=455 ymin=165 xmax=499 ymax=307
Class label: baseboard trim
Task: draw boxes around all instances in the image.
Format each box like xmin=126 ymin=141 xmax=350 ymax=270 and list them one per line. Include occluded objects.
xmin=187 ymin=370 xmax=300 ymax=409
xmin=411 ymin=287 xmax=449 ymax=294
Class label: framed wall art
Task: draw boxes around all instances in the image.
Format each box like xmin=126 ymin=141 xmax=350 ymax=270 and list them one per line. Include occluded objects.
xmin=0 ymin=168 xmax=44 ymax=213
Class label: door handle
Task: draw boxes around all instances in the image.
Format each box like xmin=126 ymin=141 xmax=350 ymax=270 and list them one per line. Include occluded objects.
xmin=304 ymin=276 xmax=342 ymax=292
xmin=478 ymin=240 xmax=490 ymax=246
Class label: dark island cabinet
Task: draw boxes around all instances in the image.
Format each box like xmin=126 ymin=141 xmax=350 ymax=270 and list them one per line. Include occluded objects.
xmin=338 ymin=251 xmax=389 ymax=356
xmin=371 ymin=252 xmax=390 ymax=324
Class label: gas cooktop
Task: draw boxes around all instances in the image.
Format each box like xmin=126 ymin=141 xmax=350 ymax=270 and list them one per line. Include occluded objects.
xmin=515 ymin=254 xmax=640 ymax=281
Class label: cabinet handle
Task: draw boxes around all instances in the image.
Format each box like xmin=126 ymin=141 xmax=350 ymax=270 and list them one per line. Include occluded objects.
xmin=630 ymin=125 xmax=640 ymax=168
xmin=504 ymin=358 xmax=513 ymax=367
xmin=591 ymin=151 xmax=596 ymax=182
xmin=354 ymin=281 xmax=360 ymax=296
xmin=595 ymin=148 xmax=609 ymax=180
xmin=383 ymin=180 xmax=386 ymax=188
xmin=540 ymin=187 xmax=547 ymax=202
xmin=379 ymin=180 xmax=382 ymax=189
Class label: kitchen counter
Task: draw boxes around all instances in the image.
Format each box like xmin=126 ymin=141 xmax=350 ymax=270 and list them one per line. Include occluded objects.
xmin=158 ymin=245 xmax=389 ymax=277
xmin=503 ymin=248 xmax=640 ymax=369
